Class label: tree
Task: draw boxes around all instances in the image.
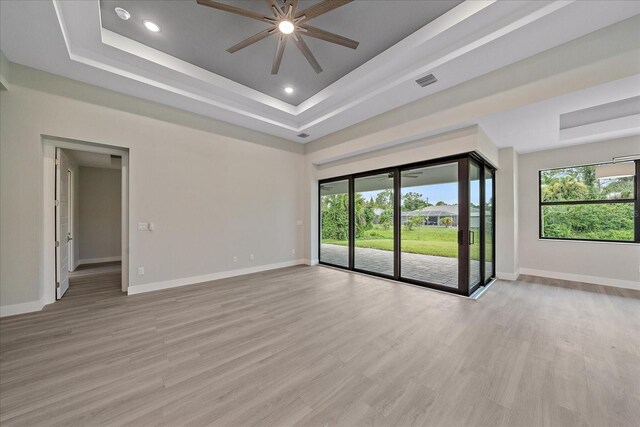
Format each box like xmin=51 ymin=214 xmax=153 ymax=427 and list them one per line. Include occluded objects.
xmin=402 ymin=192 xmax=427 ymax=211
xmin=440 ymin=217 xmax=453 ymax=228
xmin=321 ymin=194 xmax=349 ymax=240
xmin=541 ymin=177 xmax=589 ymax=202
xmin=374 ymin=189 xmax=393 ymax=209
xmin=354 ymin=193 xmax=372 ymax=238
xmin=378 ymin=208 xmax=393 ymax=230
xmin=435 ymin=201 xmax=446 ymax=206
xmin=404 ymin=215 xmax=425 ymax=231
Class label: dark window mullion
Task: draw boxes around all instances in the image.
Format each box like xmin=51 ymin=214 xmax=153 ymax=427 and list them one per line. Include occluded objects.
xmin=393 ymin=168 xmax=401 ymax=280
xmin=541 ymin=199 xmax=635 ymax=206
xmin=635 ymin=160 xmax=640 ymax=243
xmin=348 ymin=177 xmax=355 ymax=270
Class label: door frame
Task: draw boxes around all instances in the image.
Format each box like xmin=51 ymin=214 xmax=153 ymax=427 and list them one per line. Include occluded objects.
xmin=43 ymin=136 xmax=130 ymax=304
xmin=318 ymin=152 xmax=496 ymax=297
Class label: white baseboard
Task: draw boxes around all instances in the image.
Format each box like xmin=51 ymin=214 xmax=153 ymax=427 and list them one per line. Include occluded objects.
xmin=306 ymin=259 xmax=319 ymax=266
xmin=497 ymin=271 xmax=520 ymax=281
xmin=127 ymin=259 xmax=307 ymax=295
xmin=519 ymin=268 xmax=640 ymax=291
xmin=77 ymin=256 xmax=122 ymax=265
xmin=0 ymin=296 xmax=46 ymax=317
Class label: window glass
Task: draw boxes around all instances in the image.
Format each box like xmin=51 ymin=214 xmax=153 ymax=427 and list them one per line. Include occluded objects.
xmin=539 ymin=161 xmax=637 ymax=242
xmin=540 ymin=162 xmax=635 ymax=202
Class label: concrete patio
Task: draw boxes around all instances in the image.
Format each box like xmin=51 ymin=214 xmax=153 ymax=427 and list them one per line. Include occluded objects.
xmin=320 ymin=244 xmax=487 ymax=289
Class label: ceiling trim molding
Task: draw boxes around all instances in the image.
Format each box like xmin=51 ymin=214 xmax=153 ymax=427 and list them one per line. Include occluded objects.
xmin=40 ymin=0 xmax=640 ymax=141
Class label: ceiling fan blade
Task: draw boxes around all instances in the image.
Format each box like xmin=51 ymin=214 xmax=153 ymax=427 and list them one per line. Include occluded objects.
xmin=292 ymin=34 xmax=322 ymax=73
xmin=197 ymin=0 xmax=274 ymax=23
xmin=227 ymin=28 xmax=275 ymax=53
xmin=299 ymin=24 xmax=359 ymax=49
xmin=284 ymin=0 xmax=298 ymax=17
xmin=296 ymin=0 xmax=353 ymax=21
xmin=265 ymin=0 xmax=285 ymax=18
xmin=271 ymin=34 xmax=288 ymax=74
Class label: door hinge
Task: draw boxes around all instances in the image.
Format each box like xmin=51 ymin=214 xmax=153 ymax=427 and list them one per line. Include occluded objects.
xmin=55 ymin=241 xmax=60 ymax=247
xmin=55 ymin=158 xmax=61 ymax=166
xmin=56 ymin=281 xmax=60 ymax=288
xmin=55 ymin=200 xmax=60 ymax=207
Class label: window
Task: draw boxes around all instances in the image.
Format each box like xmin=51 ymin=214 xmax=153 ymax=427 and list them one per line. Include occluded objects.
xmin=539 ymin=160 xmax=639 ymax=243
xmin=319 ymin=153 xmax=496 ymax=296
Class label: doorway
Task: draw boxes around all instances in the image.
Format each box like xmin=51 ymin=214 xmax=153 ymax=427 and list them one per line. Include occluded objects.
xmin=43 ymin=138 xmax=129 ymax=305
xmin=319 ymin=152 xmax=496 ymax=297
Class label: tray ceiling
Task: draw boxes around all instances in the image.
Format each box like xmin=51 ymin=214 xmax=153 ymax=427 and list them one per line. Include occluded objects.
xmin=100 ymin=1 xmax=463 ymax=105
xmin=1 ymin=0 xmax=639 ymax=143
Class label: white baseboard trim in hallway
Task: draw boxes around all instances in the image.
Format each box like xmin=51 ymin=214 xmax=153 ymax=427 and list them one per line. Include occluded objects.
xmin=127 ymin=259 xmax=308 ymax=295
xmin=77 ymin=256 xmax=122 ymax=265
xmin=519 ymin=268 xmax=640 ymax=291
xmin=0 ymin=297 xmax=46 ymax=317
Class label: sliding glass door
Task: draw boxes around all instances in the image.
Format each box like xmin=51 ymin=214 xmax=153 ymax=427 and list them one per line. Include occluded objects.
xmin=320 ymin=179 xmax=350 ymax=268
xmin=319 ymin=153 xmax=496 ymax=296
xmin=400 ymin=163 xmax=459 ymax=289
xmin=469 ymin=161 xmax=482 ymax=290
xmin=484 ymin=167 xmax=495 ymax=284
xmin=354 ymin=172 xmax=395 ymax=277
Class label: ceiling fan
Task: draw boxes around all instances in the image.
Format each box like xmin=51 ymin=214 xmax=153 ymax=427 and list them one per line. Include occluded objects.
xmin=363 ymin=171 xmax=424 ymax=181
xmin=196 ymin=0 xmax=359 ymax=74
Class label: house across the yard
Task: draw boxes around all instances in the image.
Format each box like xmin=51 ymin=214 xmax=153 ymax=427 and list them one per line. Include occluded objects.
xmin=401 ymin=205 xmax=480 ymax=228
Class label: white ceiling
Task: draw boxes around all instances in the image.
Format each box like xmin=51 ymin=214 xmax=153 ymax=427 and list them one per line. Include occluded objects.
xmin=99 ymin=0 xmax=462 ymax=105
xmin=1 ymin=0 xmax=639 ymax=145
xmin=479 ymin=75 xmax=640 ymax=153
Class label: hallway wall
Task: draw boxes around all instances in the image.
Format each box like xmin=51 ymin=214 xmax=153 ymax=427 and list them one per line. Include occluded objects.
xmin=78 ymin=166 xmax=121 ymax=263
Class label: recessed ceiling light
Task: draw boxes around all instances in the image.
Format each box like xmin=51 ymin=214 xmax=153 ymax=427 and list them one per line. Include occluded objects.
xmin=114 ymin=7 xmax=130 ymax=21
xmin=278 ymin=20 xmax=294 ymax=35
xmin=284 ymin=86 xmax=294 ymax=94
xmin=143 ymin=20 xmax=161 ymax=33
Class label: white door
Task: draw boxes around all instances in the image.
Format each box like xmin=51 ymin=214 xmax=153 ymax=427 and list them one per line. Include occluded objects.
xmin=55 ymin=148 xmax=71 ymax=299
xmin=67 ymin=169 xmax=74 ymax=272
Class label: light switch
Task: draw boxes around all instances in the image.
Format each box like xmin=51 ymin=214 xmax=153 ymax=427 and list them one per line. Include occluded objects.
xmin=137 ymin=267 xmax=145 ymax=275
xmin=149 ymin=222 xmax=155 ymax=231
xmin=296 ymin=220 xmax=303 ymax=226
xmin=138 ymin=222 xmax=148 ymax=231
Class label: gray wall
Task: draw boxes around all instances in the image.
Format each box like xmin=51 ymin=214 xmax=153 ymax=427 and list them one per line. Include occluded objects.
xmin=495 ymin=148 xmax=519 ymax=279
xmin=78 ymin=167 xmax=121 ymax=262
xmin=0 ymin=63 xmax=304 ymax=309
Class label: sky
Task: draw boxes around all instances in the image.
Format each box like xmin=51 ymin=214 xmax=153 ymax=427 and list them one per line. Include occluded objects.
xmin=358 ymin=182 xmax=479 ymax=207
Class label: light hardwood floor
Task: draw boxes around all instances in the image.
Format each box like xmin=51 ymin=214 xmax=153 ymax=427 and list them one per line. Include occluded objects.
xmin=1 ymin=266 xmax=639 ymax=426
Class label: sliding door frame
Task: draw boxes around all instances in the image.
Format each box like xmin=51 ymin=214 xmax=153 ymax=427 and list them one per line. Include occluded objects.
xmin=318 ymin=152 xmax=496 ymax=296
xmin=351 ymin=169 xmax=397 ymax=280
xmin=318 ymin=176 xmax=352 ymax=270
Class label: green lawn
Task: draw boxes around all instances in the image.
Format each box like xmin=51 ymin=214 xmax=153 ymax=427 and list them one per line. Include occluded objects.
xmin=324 ymin=225 xmax=490 ymax=260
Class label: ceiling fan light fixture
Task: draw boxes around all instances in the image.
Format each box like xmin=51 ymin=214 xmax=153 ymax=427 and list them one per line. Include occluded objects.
xmin=114 ymin=7 xmax=131 ymax=21
xmin=143 ymin=20 xmax=161 ymax=33
xmin=278 ymin=20 xmax=295 ymax=34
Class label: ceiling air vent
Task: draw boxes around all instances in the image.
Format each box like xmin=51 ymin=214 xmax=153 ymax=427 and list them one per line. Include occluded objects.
xmin=415 ymin=74 xmax=437 ymax=88
xmin=297 ymin=133 xmax=310 ymax=138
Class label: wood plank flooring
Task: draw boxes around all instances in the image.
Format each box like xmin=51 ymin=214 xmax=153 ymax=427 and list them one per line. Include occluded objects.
xmin=1 ymin=266 xmax=639 ymax=426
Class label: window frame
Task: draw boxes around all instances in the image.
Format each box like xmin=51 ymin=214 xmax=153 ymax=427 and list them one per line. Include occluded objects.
xmin=538 ymin=160 xmax=640 ymax=244
xmin=318 ymin=152 xmax=497 ymax=297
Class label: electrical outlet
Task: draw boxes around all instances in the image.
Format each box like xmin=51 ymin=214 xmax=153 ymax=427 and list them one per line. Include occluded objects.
xmin=250 ymin=254 xmax=254 ymax=261
xmin=137 ymin=267 xmax=145 ymax=275
xmin=233 ymin=256 xmax=238 ymax=263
